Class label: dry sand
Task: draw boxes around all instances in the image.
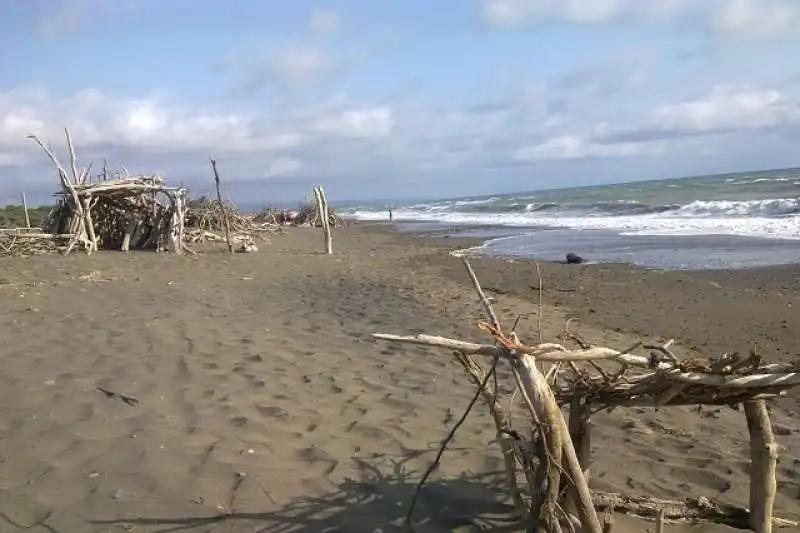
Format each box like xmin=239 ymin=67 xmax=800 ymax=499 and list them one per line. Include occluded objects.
xmin=0 ymin=223 xmax=797 ymax=532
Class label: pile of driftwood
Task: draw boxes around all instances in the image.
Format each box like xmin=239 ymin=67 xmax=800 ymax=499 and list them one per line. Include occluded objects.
xmin=184 ymin=196 xmax=278 ymax=246
xmin=16 ymin=130 xmax=187 ymax=255
xmin=374 ymin=258 xmax=799 ymax=533
xmin=0 ymin=227 xmax=66 ymax=256
xmin=293 ymin=194 xmax=345 ymax=228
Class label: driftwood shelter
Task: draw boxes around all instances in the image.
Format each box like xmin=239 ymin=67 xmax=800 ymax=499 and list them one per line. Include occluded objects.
xmin=22 ymin=130 xmax=187 ymax=255
xmin=374 ymin=258 xmax=799 ymax=533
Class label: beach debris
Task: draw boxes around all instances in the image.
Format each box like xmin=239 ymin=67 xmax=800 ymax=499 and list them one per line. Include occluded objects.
xmin=96 ymin=386 xmax=140 ymax=407
xmin=3 ymin=131 xmax=349 ymax=257
xmin=15 ymin=130 xmax=187 ymax=256
xmin=373 ymin=257 xmax=800 ymax=532
xmin=237 ymin=240 xmax=258 ymax=253
xmin=565 ymin=252 xmax=585 ymax=264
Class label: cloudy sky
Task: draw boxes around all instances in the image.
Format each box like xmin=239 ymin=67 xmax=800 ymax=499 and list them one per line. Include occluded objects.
xmin=1 ymin=0 xmax=799 ymax=205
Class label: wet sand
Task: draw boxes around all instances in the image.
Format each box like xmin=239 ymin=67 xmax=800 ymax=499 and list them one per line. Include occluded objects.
xmin=0 ymin=223 xmax=797 ymax=532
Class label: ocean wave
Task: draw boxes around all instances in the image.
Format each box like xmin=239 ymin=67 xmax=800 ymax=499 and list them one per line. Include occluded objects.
xmin=350 ymin=209 xmax=800 ymax=240
xmin=348 ymin=196 xmax=800 ymax=240
xmin=370 ymin=196 xmax=800 ymax=218
xmin=676 ymin=198 xmax=800 ymax=216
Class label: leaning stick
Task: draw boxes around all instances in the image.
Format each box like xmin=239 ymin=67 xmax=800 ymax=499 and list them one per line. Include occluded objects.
xmin=371 ymin=333 xmax=626 ymax=361
xmin=209 ymin=158 xmax=233 ymax=254
xmin=460 ymin=258 xmax=527 ymax=519
xmin=460 ymin=257 xmax=602 ymax=533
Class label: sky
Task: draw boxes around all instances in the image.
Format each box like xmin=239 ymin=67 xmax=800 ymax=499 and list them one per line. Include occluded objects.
xmin=1 ymin=0 xmax=799 ymax=205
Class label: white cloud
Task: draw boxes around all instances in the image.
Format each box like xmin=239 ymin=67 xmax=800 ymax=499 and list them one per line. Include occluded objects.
xmin=308 ymin=9 xmax=341 ymax=34
xmin=514 ymin=135 xmax=659 ymax=161
xmin=263 ymin=45 xmax=340 ymax=89
xmin=1 ymin=79 xmax=798 ymax=199
xmin=0 ymin=88 xmax=399 ymax=184
xmin=36 ymin=0 xmax=135 ymax=39
xmin=264 ymin=158 xmax=303 ymax=178
xmin=479 ymin=0 xmax=800 ymax=39
xmin=480 ymin=0 xmax=687 ymax=26
xmin=311 ymin=108 xmax=395 ymax=138
xmin=654 ymin=86 xmax=793 ymax=131
xmin=710 ymin=0 xmax=800 ymax=39
xmin=0 ymin=89 xmax=301 ymax=155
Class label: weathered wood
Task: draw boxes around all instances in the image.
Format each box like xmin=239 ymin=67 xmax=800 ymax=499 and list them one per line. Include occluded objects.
xmin=82 ymin=195 xmax=97 ymax=253
xmin=602 ymin=515 xmax=613 ymax=533
xmin=20 ymin=131 xmax=187 ymax=256
xmin=121 ymin=219 xmax=139 ymax=252
xmin=513 ymin=352 xmax=566 ymax=531
xmin=21 ymin=192 xmax=30 ymax=228
xmin=210 ymin=159 xmax=233 ymax=254
xmin=313 ymin=185 xmax=333 ymax=254
xmin=591 ymin=491 xmax=797 ymax=528
xmin=565 ymin=392 xmax=592 ymax=524
xmin=655 ymin=509 xmax=665 ymax=533
xmin=744 ymin=400 xmax=778 ymax=533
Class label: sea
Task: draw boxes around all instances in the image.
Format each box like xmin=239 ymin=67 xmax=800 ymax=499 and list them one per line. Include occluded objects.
xmin=343 ymin=169 xmax=800 ymax=270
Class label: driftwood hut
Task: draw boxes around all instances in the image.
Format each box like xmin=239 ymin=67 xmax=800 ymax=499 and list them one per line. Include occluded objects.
xmin=26 ymin=130 xmax=187 ymax=255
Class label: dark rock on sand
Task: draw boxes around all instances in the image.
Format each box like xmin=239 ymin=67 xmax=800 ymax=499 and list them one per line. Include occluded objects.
xmin=565 ymin=252 xmax=585 ymax=264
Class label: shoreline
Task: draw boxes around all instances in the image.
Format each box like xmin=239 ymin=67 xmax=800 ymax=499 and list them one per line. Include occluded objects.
xmin=0 ymin=223 xmax=797 ymax=531
xmin=368 ymin=218 xmax=800 ymax=272
xmin=356 ymin=222 xmax=800 ymax=403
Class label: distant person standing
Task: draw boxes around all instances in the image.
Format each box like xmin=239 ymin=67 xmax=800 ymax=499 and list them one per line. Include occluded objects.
xmin=388 ymin=208 xmax=393 ymax=222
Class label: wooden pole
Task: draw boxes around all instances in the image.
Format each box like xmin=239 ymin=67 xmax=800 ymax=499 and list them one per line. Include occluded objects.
xmin=209 ymin=158 xmax=233 ymax=254
xmin=565 ymin=393 xmax=592 ymax=519
xmin=21 ymin=192 xmax=31 ymax=228
xmin=82 ymin=195 xmax=97 ymax=253
xmin=601 ymin=511 xmax=613 ymax=533
xmin=744 ymin=400 xmax=778 ymax=533
xmin=515 ymin=354 xmax=603 ymax=533
xmin=655 ymin=508 xmax=665 ymax=533
xmin=313 ymin=185 xmax=332 ymax=254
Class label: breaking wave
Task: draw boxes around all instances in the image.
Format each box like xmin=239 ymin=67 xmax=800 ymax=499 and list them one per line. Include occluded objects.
xmin=347 ymin=197 xmax=800 ymax=240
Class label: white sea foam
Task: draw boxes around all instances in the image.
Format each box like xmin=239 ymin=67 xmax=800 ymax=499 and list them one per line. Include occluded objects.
xmin=349 ymin=206 xmax=800 ymax=240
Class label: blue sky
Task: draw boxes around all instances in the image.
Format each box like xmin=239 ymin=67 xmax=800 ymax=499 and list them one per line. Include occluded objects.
xmin=1 ymin=0 xmax=799 ymax=204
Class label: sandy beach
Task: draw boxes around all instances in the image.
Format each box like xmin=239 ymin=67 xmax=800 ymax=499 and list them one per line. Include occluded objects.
xmin=0 ymin=223 xmax=798 ymax=532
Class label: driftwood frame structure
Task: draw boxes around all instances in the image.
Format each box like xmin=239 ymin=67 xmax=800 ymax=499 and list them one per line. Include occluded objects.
xmin=374 ymin=257 xmax=799 ymax=533
xmin=26 ymin=129 xmax=187 ymax=255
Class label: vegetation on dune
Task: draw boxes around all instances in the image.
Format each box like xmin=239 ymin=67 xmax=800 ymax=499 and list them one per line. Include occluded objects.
xmin=0 ymin=204 xmax=55 ymax=229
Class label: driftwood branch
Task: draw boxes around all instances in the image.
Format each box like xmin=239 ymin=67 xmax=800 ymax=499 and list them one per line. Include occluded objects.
xmin=459 ymin=257 xmax=602 ymax=533
xmin=313 ymin=185 xmax=333 ymax=254
xmin=745 ymin=400 xmax=779 ymax=533
xmin=591 ymin=491 xmax=797 ymax=528
xmin=210 ymin=158 xmax=233 ymax=254
xmin=21 ymin=192 xmax=31 ymax=228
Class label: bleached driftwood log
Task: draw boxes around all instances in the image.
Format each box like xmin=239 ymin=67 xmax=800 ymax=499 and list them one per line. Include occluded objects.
xmin=21 ymin=192 xmax=31 ymax=228
xmin=461 ymin=259 xmax=565 ymax=529
xmin=591 ymin=491 xmax=797 ymax=528
xmin=745 ymin=400 xmax=779 ymax=533
xmin=370 ymin=334 xmax=800 ymax=388
xmin=313 ymin=185 xmax=333 ymax=254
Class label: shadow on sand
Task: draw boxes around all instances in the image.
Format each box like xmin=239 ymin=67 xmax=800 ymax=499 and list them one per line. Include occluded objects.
xmin=89 ymin=453 xmax=520 ymax=533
